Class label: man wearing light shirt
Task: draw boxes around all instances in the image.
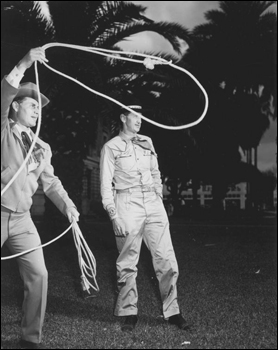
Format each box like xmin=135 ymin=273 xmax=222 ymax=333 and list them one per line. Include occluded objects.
xmin=1 ymin=47 xmax=80 ymax=349
xmin=100 ymin=99 xmax=189 ymax=332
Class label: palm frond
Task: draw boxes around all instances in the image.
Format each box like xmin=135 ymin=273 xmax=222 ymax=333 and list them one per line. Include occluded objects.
xmin=33 ymin=1 xmax=53 ymax=30
xmin=93 ymin=21 xmax=191 ymax=54
xmin=219 ymin=1 xmax=277 ymax=17
xmin=204 ymin=9 xmax=227 ymax=24
xmin=89 ymin=1 xmax=151 ymax=40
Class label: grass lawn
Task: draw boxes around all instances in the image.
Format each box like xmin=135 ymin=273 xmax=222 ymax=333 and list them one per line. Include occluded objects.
xmin=1 ymin=216 xmax=277 ymax=349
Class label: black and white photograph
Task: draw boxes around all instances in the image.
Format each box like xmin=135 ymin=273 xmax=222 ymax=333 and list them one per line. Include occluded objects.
xmin=1 ymin=1 xmax=277 ymax=349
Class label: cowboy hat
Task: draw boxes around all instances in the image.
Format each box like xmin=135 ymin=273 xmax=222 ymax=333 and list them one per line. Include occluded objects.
xmin=120 ymin=95 xmax=147 ymax=114
xmin=15 ymin=82 xmax=50 ymax=107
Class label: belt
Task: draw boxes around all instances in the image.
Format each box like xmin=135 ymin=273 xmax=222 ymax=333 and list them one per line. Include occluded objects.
xmin=1 ymin=206 xmax=27 ymax=214
xmin=116 ymin=186 xmax=156 ymax=194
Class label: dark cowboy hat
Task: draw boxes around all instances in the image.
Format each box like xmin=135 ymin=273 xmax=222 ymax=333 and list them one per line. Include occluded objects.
xmin=15 ymin=82 xmax=50 ymax=107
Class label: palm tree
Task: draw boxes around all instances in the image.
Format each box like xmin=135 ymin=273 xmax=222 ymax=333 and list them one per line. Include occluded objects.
xmin=189 ymin=2 xmax=276 ymax=91
xmin=189 ymin=1 xmax=276 ymax=142
xmin=181 ymin=1 xmax=277 ymax=209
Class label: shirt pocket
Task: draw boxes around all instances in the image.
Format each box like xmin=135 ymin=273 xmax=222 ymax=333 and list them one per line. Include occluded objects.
xmin=141 ymin=150 xmax=152 ymax=169
xmin=115 ymin=151 xmax=133 ymax=171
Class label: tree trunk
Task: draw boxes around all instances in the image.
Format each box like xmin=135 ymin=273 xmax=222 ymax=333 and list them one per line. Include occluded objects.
xmin=246 ymin=148 xmax=252 ymax=210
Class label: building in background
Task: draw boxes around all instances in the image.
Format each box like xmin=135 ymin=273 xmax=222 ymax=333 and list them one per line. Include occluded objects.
xmin=177 ymin=183 xmax=247 ymax=210
xmin=31 ymin=131 xmax=276 ymax=217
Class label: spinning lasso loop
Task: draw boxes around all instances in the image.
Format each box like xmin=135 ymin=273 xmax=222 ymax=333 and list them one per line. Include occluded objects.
xmin=1 ymin=43 xmax=209 ymax=293
xmin=41 ymin=42 xmax=209 ymax=131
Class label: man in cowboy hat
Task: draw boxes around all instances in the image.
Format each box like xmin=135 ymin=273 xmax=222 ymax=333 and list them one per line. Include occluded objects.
xmin=100 ymin=96 xmax=190 ymax=332
xmin=1 ymin=47 xmax=80 ymax=349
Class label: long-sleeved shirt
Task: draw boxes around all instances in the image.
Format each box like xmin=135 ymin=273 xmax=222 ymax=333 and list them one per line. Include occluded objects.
xmin=100 ymin=131 xmax=163 ymax=219
xmin=6 ymin=65 xmax=25 ymax=88
xmin=1 ymin=67 xmax=75 ymax=214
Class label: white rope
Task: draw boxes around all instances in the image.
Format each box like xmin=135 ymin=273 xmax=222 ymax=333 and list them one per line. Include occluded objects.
xmin=1 ymin=43 xmax=209 ymax=293
xmin=72 ymin=220 xmax=99 ymax=292
xmin=1 ymin=219 xmax=100 ymax=292
xmin=1 ymin=51 xmax=99 ymax=293
xmin=41 ymin=42 xmax=209 ymax=131
xmin=2 ymin=42 xmax=209 ymax=197
xmin=1 ymin=223 xmax=73 ymax=260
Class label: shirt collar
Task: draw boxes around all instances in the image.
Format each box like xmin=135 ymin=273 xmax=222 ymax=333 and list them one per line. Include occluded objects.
xmin=9 ymin=119 xmax=47 ymax=150
xmin=12 ymin=122 xmax=33 ymax=140
xmin=119 ymin=131 xmax=147 ymax=143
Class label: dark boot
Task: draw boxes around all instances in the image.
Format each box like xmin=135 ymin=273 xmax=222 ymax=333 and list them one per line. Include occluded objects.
xmin=121 ymin=315 xmax=138 ymax=332
xmin=168 ymin=313 xmax=190 ymax=330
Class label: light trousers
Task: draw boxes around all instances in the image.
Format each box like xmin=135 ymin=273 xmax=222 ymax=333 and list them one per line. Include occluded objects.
xmin=114 ymin=191 xmax=180 ymax=318
xmin=1 ymin=208 xmax=48 ymax=343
